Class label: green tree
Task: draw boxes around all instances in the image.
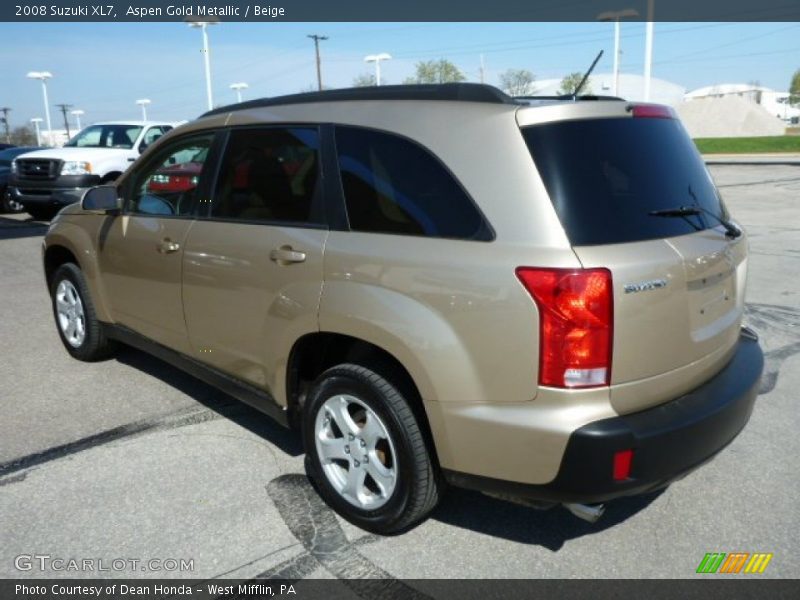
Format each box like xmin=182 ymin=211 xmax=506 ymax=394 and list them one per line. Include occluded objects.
xmin=10 ymin=125 xmax=36 ymax=146
xmin=499 ymin=68 xmax=536 ymax=96
xmin=558 ymin=72 xmax=593 ymax=96
xmin=790 ymin=69 xmax=800 ymax=105
xmin=352 ymin=73 xmax=378 ymax=87
xmin=404 ymin=59 xmax=466 ymax=84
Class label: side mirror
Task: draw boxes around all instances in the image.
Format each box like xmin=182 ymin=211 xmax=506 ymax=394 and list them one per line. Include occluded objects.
xmin=138 ymin=143 xmax=148 ymax=154
xmin=81 ymin=185 xmax=121 ymax=214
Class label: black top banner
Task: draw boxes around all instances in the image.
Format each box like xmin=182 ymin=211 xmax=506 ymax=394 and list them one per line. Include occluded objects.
xmin=3 ymin=0 xmax=800 ymax=22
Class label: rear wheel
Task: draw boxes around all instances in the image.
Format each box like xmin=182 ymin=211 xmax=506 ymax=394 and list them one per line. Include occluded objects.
xmin=50 ymin=263 xmax=116 ymax=361
xmin=303 ymin=363 xmax=441 ymax=534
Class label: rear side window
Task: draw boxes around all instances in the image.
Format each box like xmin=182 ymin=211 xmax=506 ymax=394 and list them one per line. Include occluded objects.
xmin=522 ymin=118 xmax=727 ymax=246
xmin=211 ymin=127 xmax=321 ymax=225
xmin=334 ymin=126 xmax=491 ymax=240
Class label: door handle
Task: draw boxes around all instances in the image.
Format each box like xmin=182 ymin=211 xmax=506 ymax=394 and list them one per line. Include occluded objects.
xmin=270 ymin=245 xmax=306 ymax=264
xmin=157 ymin=238 xmax=181 ymax=254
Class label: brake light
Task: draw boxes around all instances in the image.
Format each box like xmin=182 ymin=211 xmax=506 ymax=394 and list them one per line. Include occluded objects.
xmin=630 ymin=104 xmax=674 ymax=119
xmin=516 ymin=267 xmax=613 ymax=388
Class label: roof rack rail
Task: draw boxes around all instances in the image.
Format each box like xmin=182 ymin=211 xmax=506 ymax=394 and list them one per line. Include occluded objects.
xmin=515 ymin=94 xmax=626 ymax=103
xmin=201 ymin=83 xmax=517 ymax=117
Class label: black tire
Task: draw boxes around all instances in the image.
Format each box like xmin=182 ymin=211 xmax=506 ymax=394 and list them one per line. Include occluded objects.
xmin=49 ymin=263 xmax=116 ymax=361
xmin=1 ymin=187 xmax=24 ymax=213
xmin=302 ymin=363 xmax=441 ymax=534
xmin=27 ymin=206 xmax=58 ymax=221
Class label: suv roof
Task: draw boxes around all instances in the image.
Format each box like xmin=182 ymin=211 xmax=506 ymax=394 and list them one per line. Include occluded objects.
xmin=200 ymin=83 xmax=626 ymax=118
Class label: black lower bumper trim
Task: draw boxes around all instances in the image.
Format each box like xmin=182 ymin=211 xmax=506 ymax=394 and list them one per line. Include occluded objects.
xmin=445 ymin=332 xmax=763 ymax=504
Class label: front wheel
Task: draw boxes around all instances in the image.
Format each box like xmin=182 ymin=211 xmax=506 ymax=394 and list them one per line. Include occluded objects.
xmin=1 ymin=188 xmax=24 ymax=213
xmin=50 ymin=263 xmax=116 ymax=361
xmin=303 ymin=363 xmax=441 ymax=534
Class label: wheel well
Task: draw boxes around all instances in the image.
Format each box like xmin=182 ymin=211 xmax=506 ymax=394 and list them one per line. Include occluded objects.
xmin=44 ymin=245 xmax=79 ymax=285
xmin=287 ymin=333 xmax=438 ymax=459
xmin=101 ymin=172 xmax=122 ymax=183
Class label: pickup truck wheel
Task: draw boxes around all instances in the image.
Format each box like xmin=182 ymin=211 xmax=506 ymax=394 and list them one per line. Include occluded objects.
xmin=303 ymin=363 xmax=441 ymax=534
xmin=50 ymin=263 xmax=116 ymax=361
xmin=1 ymin=188 xmax=24 ymax=213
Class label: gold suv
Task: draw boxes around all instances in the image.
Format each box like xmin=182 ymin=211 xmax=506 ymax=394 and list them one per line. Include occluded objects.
xmin=43 ymin=84 xmax=763 ymax=533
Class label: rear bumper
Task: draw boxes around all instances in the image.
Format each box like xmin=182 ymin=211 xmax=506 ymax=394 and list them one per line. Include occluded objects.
xmin=444 ymin=330 xmax=763 ymax=504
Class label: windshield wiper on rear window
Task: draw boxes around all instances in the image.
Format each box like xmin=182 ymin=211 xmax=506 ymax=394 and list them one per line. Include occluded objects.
xmin=649 ymin=206 xmax=742 ymax=239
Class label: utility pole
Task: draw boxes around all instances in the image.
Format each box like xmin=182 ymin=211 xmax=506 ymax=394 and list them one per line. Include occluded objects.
xmin=479 ymin=54 xmax=486 ymax=84
xmin=56 ymin=103 xmax=73 ymax=138
xmin=307 ymin=34 xmax=328 ymax=91
xmin=0 ymin=107 xmax=10 ymax=143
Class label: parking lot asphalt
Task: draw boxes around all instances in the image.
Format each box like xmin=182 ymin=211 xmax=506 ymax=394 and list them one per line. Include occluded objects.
xmin=1 ymin=165 xmax=798 ymax=580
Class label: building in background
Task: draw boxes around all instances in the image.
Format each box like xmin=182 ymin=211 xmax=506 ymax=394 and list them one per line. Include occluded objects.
xmin=684 ymin=83 xmax=800 ymax=123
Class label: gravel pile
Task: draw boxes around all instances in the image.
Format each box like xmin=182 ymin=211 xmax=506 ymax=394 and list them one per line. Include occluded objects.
xmin=676 ymin=96 xmax=786 ymax=138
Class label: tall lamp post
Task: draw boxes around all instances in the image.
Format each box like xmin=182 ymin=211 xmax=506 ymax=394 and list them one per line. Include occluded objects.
xmin=136 ymin=99 xmax=151 ymax=121
xmin=643 ymin=0 xmax=655 ymax=101
xmin=596 ymin=8 xmax=639 ymax=97
xmin=364 ymin=53 xmax=392 ymax=86
xmin=230 ymin=82 xmax=249 ymax=103
xmin=26 ymin=71 xmax=53 ymax=145
xmin=31 ymin=118 xmax=43 ymax=146
xmin=188 ymin=19 xmax=218 ymax=110
xmin=71 ymin=109 xmax=84 ymax=130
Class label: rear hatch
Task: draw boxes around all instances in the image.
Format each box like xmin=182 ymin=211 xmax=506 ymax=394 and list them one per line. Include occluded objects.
xmin=519 ymin=104 xmax=747 ymax=414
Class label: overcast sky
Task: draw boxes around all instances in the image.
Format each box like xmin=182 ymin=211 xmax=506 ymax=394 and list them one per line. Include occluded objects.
xmin=1 ymin=21 xmax=798 ymax=129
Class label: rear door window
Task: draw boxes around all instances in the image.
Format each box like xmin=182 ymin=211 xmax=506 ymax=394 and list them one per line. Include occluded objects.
xmin=209 ymin=127 xmax=322 ymax=225
xmin=334 ymin=126 xmax=492 ymax=240
xmin=522 ymin=117 xmax=727 ymax=246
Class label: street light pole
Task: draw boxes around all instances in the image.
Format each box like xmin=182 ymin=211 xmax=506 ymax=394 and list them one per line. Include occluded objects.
xmin=597 ymin=8 xmax=639 ymax=97
xmin=307 ymin=34 xmax=328 ymax=91
xmin=187 ymin=19 xmax=219 ymax=110
xmin=644 ymin=0 xmax=655 ymax=101
xmin=230 ymin=82 xmax=249 ymax=103
xmin=26 ymin=71 xmax=53 ymax=145
xmin=31 ymin=118 xmax=42 ymax=146
xmin=71 ymin=109 xmax=84 ymax=130
xmin=136 ymin=99 xmax=151 ymax=121
xmin=364 ymin=53 xmax=392 ymax=86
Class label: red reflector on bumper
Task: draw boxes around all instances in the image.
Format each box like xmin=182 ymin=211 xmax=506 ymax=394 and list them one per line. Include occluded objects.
xmin=613 ymin=449 xmax=634 ymax=481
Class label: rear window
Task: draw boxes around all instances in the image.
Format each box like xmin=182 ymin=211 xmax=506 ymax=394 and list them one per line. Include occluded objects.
xmin=522 ymin=117 xmax=727 ymax=246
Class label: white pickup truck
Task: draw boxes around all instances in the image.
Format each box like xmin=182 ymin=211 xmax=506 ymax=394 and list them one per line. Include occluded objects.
xmin=9 ymin=121 xmax=175 ymax=220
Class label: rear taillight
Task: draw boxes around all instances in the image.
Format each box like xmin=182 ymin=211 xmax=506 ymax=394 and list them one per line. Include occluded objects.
xmin=516 ymin=267 xmax=613 ymax=388
xmin=630 ymin=104 xmax=674 ymax=119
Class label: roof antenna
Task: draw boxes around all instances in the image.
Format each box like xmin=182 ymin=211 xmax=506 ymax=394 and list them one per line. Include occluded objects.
xmin=571 ymin=50 xmax=604 ymax=100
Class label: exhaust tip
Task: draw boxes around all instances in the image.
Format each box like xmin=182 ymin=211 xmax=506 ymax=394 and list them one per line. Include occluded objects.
xmin=563 ymin=502 xmax=605 ymax=523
